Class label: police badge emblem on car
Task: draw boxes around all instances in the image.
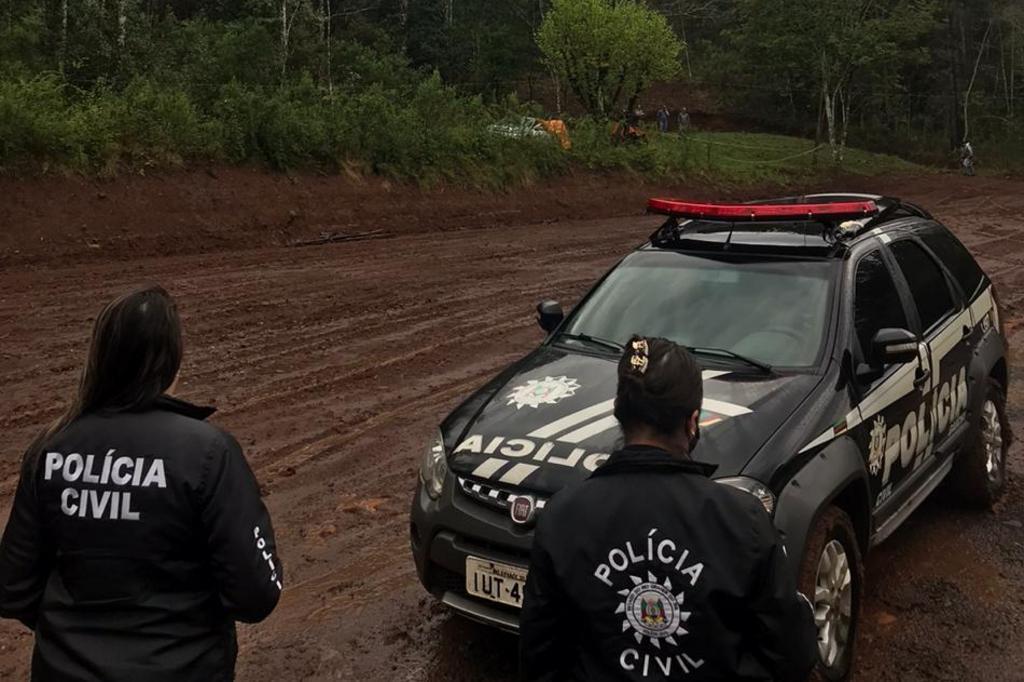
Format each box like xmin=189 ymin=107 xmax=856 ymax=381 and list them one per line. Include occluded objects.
xmin=510 ymin=495 xmax=536 ymax=525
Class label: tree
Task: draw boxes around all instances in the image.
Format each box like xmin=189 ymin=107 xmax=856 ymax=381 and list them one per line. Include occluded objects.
xmin=536 ymin=0 xmax=682 ymax=116
xmin=725 ymin=0 xmax=938 ymax=163
xmin=652 ymin=0 xmax=731 ymax=78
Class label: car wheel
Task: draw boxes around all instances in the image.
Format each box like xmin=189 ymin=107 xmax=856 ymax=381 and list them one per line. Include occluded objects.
xmin=951 ymin=377 xmax=1010 ymax=507
xmin=798 ymin=507 xmax=863 ymax=682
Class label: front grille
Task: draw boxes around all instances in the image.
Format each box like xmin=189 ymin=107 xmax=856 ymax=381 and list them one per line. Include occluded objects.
xmin=457 ymin=476 xmax=549 ymax=513
xmin=432 ymin=565 xmax=465 ymax=594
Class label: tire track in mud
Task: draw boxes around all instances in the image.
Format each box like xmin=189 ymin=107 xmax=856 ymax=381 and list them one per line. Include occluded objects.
xmin=0 ymin=220 xmax=639 ymax=475
xmin=217 ymin=273 xmax=588 ymax=420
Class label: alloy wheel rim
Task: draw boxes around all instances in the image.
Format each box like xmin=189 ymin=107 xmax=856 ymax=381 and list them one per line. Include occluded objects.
xmin=813 ymin=539 xmax=853 ymax=668
xmin=982 ymin=400 xmax=1004 ymax=486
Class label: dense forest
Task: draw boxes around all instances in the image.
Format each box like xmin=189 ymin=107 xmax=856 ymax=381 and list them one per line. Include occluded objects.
xmin=1 ymin=0 xmax=1021 ymax=175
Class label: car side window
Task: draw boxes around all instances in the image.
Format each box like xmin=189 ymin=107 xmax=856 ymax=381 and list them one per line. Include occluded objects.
xmin=854 ymin=250 xmax=908 ymax=360
xmin=890 ymin=239 xmax=957 ymax=332
xmin=919 ymin=227 xmax=985 ymax=299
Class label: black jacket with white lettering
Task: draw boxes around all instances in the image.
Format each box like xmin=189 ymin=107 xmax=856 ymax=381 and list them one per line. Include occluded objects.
xmin=519 ymin=446 xmax=816 ymax=682
xmin=0 ymin=396 xmax=282 ymax=682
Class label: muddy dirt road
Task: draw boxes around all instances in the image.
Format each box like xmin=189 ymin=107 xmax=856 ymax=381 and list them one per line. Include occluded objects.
xmin=2 ymin=174 xmax=1024 ymax=680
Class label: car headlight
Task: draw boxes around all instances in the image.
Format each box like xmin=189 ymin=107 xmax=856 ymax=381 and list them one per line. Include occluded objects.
xmin=419 ymin=431 xmax=448 ymax=500
xmin=716 ymin=476 xmax=776 ymax=516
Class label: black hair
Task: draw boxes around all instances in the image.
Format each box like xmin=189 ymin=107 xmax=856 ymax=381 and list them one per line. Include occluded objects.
xmin=614 ymin=335 xmax=703 ymax=438
xmin=28 ymin=285 xmax=183 ymax=457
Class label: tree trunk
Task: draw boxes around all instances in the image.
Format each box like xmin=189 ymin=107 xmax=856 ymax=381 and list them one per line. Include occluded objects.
xmin=963 ymin=19 xmax=994 ymax=143
xmin=824 ymin=87 xmax=837 ymax=162
xmin=839 ymin=87 xmax=850 ymax=164
xmin=680 ymin=15 xmax=692 ymax=79
xmin=815 ymin=85 xmax=824 ymax=146
xmin=281 ymin=0 xmax=289 ymax=79
xmin=1012 ymin=18 xmax=1017 ymax=119
xmin=59 ymin=0 xmax=68 ymax=76
xmin=596 ymin=61 xmax=609 ymax=115
xmin=813 ymin=85 xmax=825 ymax=168
xmin=323 ymin=0 xmax=332 ymax=94
xmin=948 ymin=3 xmax=964 ymax=148
xmin=1001 ymin=23 xmax=1011 ymax=116
xmin=609 ymin=67 xmax=628 ymax=112
xmin=821 ymin=52 xmax=839 ymax=163
xmin=628 ymin=83 xmax=644 ymax=114
xmin=118 ymin=0 xmax=127 ymax=49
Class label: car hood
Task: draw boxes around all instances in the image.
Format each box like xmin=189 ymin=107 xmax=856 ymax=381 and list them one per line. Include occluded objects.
xmin=446 ymin=345 xmax=820 ymax=496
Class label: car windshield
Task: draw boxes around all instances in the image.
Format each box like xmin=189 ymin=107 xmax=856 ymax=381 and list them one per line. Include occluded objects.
xmin=558 ymin=251 xmax=837 ymax=368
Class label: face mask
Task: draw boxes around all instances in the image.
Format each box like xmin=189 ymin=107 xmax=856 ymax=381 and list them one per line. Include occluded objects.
xmin=688 ymin=424 xmax=701 ymax=453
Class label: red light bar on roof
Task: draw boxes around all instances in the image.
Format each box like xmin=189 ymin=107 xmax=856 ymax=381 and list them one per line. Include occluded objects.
xmin=648 ymin=198 xmax=879 ymax=221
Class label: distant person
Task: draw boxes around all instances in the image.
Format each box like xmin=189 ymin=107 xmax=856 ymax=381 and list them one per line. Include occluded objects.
xmin=0 ymin=285 xmax=283 ymax=681
xmin=631 ymin=104 xmax=645 ymax=126
xmin=961 ymin=140 xmax=976 ymax=176
xmin=520 ymin=336 xmax=816 ymax=682
xmin=678 ymin=107 xmax=691 ymax=134
xmin=657 ymin=105 xmax=670 ymax=133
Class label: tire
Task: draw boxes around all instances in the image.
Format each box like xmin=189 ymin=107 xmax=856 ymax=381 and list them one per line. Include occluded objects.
xmin=798 ymin=507 xmax=864 ymax=682
xmin=951 ymin=377 xmax=1011 ymax=507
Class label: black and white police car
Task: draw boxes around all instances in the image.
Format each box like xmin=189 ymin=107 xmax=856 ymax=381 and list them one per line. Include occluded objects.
xmin=410 ymin=194 xmax=1010 ymax=680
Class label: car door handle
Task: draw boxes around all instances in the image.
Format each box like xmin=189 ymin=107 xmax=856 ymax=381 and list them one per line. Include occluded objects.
xmin=962 ymin=324 xmax=972 ymax=339
xmin=914 ymin=368 xmax=931 ymax=389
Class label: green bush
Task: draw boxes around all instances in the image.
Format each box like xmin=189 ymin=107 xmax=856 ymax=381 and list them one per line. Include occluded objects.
xmin=252 ymin=79 xmax=332 ymax=169
xmin=0 ymin=77 xmax=216 ymax=171
xmin=200 ymin=73 xmax=567 ymax=184
xmin=61 ymin=89 xmax=120 ymax=171
xmin=212 ymin=81 xmax=267 ymax=164
xmin=0 ymin=66 xmax=916 ymax=185
xmin=113 ymin=80 xmax=217 ymax=164
xmin=0 ymin=77 xmax=69 ymax=167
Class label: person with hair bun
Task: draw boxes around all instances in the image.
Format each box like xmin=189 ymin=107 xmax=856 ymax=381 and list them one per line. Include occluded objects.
xmin=0 ymin=285 xmax=282 ymax=681
xmin=520 ymin=336 xmax=816 ymax=682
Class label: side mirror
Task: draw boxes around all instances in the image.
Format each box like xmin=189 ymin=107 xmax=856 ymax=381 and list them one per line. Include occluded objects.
xmin=856 ymin=328 xmax=918 ymax=384
xmin=536 ymin=300 xmax=564 ymax=333
xmin=871 ymin=328 xmax=919 ymax=365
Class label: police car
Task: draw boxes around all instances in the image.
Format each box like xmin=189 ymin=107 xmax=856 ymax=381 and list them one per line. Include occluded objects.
xmin=410 ymin=194 xmax=1010 ymax=680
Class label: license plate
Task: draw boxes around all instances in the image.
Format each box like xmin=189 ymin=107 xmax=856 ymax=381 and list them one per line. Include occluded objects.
xmin=465 ymin=557 xmax=528 ymax=608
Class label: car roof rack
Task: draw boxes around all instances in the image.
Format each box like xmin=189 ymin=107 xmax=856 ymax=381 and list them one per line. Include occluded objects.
xmin=647 ymin=195 xmax=930 ymax=254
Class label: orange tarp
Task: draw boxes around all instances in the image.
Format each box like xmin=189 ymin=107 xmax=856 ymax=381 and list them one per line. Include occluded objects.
xmin=539 ymin=119 xmax=572 ymax=150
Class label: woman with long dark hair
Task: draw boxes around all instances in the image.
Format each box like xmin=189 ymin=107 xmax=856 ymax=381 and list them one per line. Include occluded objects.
xmin=0 ymin=285 xmax=282 ymax=681
xmin=520 ymin=336 xmax=816 ymax=681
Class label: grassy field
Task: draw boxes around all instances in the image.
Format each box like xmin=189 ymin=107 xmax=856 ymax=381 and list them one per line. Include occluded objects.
xmin=568 ymin=126 xmax=927 ymax=186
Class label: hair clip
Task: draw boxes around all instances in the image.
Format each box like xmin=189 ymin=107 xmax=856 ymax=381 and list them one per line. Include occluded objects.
xmin=629 ymin=338 xmax=649 ymax=375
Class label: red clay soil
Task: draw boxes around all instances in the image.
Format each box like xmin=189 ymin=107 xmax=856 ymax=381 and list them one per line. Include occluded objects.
xmin=0 ymin=166 xmax=911 ymax=268
xmin=1 ymin=171 xmax=1024 ymax=680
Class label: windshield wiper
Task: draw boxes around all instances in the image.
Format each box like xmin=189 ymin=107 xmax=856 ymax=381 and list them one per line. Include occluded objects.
xmin=687 ymin=346 xmax=773 ymax=374
xmin=558 ymin=332 xmax=625 ymax=354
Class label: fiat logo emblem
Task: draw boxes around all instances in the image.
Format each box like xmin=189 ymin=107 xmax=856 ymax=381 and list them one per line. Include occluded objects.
xmin=510 ymin=495 xmax=536 ymax=525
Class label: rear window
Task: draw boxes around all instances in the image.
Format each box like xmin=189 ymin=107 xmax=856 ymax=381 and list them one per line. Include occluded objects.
xmin=890 ymin=240 xmax=956 ymax=332
xmin=920 ymin=226 xmax=986 ymax=298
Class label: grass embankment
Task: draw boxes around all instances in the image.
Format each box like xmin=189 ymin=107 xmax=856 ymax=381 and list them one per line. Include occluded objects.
xmin=571 ymin=127 xmax=926 ymax=185
xmin=0 ymin=76 xmax=926 ymax=186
